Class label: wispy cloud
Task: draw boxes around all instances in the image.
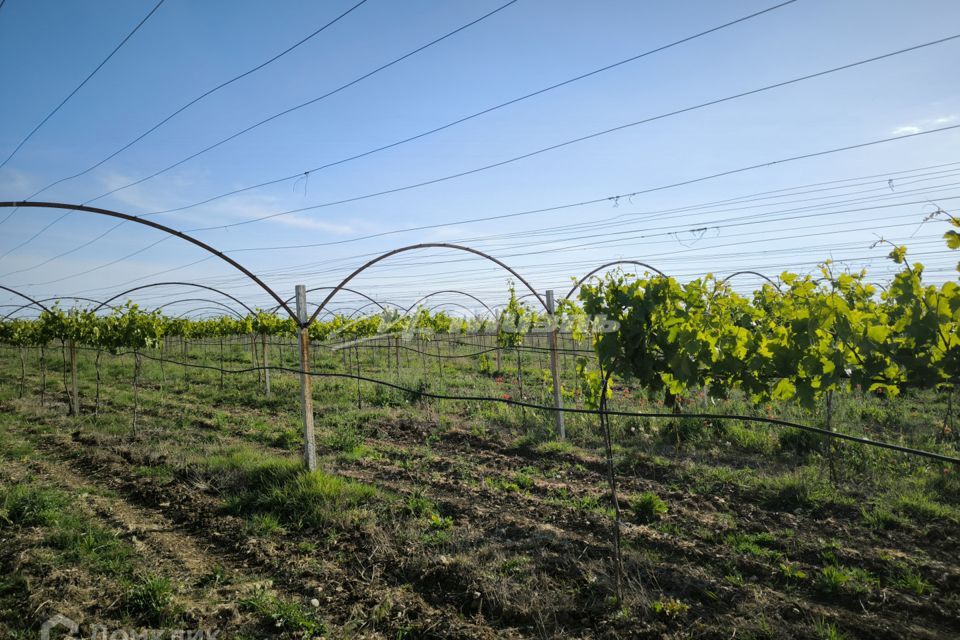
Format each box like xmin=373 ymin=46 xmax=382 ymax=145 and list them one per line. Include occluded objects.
xmin=92 ymin=170 xmax=369 ymax=236
xmin=271 ymin=213 xmax=355 ymax=234
xmin=892 ymin=125 xmax=922 ymax=135
xmin=891 ymin=114 xmax=958 ymax=136
xmin=0 ymin=167 xmax=40 ymax=195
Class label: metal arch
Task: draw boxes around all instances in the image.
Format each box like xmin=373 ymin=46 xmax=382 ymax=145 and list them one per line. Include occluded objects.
xmin=314 ymin=306 xmax=373 ymax=322
xmin=341 ymin=302 xmax=383 ymax=319
xmin=415 ymin=300 xmax=485 ymax=319
xmin=154 ymin=298 xmax=246 ymax=320
xmin=404 ymin=289 xmax=497 ymax=319
xmin=716 ymin=271 xmax=782 ymax=290
xmin=93 ymin=281 xmax=256 ymax=316
xmin=0 ymin=284 xmax=51 ymax=314
xmin=308 ymin=243 xmax=547 ymax=325
xmin=1 ymin=305 xmax=46 ymax=321
xmin=270 ymin=286 xmax=386 ymax=314
xmin=174 ymin=306 xmax=243 ymax=320
xmin=0 ymin=202 xmax=295 ymax=319
xmin=564 ymin=260 xmax=667 ymax=300
xmin=2 ymin=296 xmax=119 ymax=321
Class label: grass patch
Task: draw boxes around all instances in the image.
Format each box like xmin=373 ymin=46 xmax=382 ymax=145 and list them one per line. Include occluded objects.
xmin=240 ymin=586 xmax=325 ymax=635
xmin=762 ymin=468 xmax=837 ymax=511
xmin=725 ymin=422 xmax=775 ymax=454
xmin=726 ymin=532 xmax=781 ymax=561
xmin=629 ymin=491 xmax=668 ymax=524
xmin=886 ymin=490 xmax=959 ymax=524
xmin=895 ymin=568 xmax=931 ymax=596
xmin=46 ymin=514 xmax=133 ymax=575
xmin=123 ymin=573 xmax=182 ymax=626
xmin=323 ymin=424 xmax=373 ymax=461
xmin=534 ymin=440 xmax=576 ymax=456
xmin=778 ymin=561 xmax=808 ymax=581
xmin=207 ymin=448 xmax=381 ymax=530
xmin=860 ymin=505 xmax=907 ymax=530
xmin=651 ymin=597 xmax=689 ymax=619
xmin=813 ymin=618 xmax=847 ymax=640
xmin=0 ymin=482 xmax=69 ymax=527
xmin=815 ymin=565 xmax=877 ymax=596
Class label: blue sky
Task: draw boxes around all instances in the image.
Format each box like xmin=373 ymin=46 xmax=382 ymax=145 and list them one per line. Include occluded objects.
xmin=1 ymin=0 xmax=959 ymax=316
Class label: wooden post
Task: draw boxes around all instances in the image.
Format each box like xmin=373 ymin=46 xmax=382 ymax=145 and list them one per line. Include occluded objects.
xmin=296 ymin=285 xmax=318 ymax=471
xmin=262 ymin=333 xmax=271 ymax=396
xmin=546 ymin=290 xmax=565 ymax=439
xmin=68 ymin=338 xmax=79 ymax=416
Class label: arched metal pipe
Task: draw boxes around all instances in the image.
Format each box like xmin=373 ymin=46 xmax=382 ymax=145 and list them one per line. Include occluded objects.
xmin=173 ymin=306 xmax=243 ymax=320
xmin=418 ymin=300 xmax=486 ymax=322
xmin=716 ymin=270 xmax=782 ymax=290
xmin=153 ymin=298 xmax=246 ymax=320
xmin=270 ymin=286 xmax=385 ymax=314
xmin=0 ymin=202 xmax=295 ymax=319
xmin=0 ymin=284 xmax=51 ymax=314
xmin=564 ymin=260 xmax=667 ymax=300
xmin=2 ymin=296 xmax=119 ymax=320
xmin=308 ymin=243 xmax=546 ymax=325
xmin=341 ymin=302 xmax=383 ymax=319
xmin=404 ymin=289 xmax=496 ymax=319
xmin=93 ymin=281 xmax=256 ymax=316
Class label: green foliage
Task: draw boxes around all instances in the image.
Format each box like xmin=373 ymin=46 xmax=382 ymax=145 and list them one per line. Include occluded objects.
xmin=778 ymin=562 xmax=808 ymax=581
xmin=574 ymin=250 xmax=960 ymax=412
xmin=123 ymin=573 xmax=181 ymax=626
xmin=895 ymin=569 xmax=931 ymax=595
xmin=47 ymin=515 xmax=133 ymax=575
xmin=630 ymin=491 xmax=668 ymax=523
xmin=814 ymin=618 xmax=847 ymax=640
xmin=815 ymin=565 xmax=877 ymax=596
xmin=778 ymin=428 xmax=826 ymax=457
xmin=650 ymin=597 xmax=689 ymax=618
xmin=240 ymin=586 xmax=325 ymax=635
xmin=0 ymin=483 xmax=68 ymax=527
xmin=206 ymin=448 xmax=379 ymax=530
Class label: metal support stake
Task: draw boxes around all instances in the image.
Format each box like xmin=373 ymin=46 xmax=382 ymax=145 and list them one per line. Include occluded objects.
xmin=296 ymin=285 xmax=317 ymax=471
xmin=68 ymin=338 xmax=79 ymax=416
xmin=546 ymin=290 xmax=565 ymax=439
xmin=262 ymin=333 xmax=271 ymax=396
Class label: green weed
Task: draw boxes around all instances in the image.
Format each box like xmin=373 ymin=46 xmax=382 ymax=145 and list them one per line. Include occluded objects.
xmin=630 ymin=491 xmax=668 ymax=524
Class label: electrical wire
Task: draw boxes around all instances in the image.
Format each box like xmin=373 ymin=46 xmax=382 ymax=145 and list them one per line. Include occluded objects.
xmin=0 ymin=0 xmax=166 ymax=172
xmin=33 ymin=343 xmax=960 ymax=466
xmin=141 ymin=0 xmax=800 ymax=218
xmin=171 ymin=35 xmax=960 ymax=234
xmin=19 ymin=124 xmax=959 ymax=293
xmin=0 ymin=0 xmax=370 ymax=243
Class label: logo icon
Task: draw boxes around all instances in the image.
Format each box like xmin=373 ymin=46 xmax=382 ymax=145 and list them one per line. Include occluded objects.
xmin=40 ymin=614 xmax=79 ymax=640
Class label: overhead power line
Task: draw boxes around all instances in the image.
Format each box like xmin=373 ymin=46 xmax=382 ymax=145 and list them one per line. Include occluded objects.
xmin=32 ymin=162 xmax=951 ymax=295
xmin=0 ymin=0 xmax=166 ymax=170
xmin=6 ymin=160 xmax=955 ymax=280
xmin=4 ymin=0 xmax=369 ymax=204
xmin=80 ymin=0 xmax=521 ymax=205
xmin=142 ymin=0 xmax=800 ymax=217
xmin=12 ymin=126 xmax=959 ymax=290
xmin=182 ymin=122 xmax=960 ymax=236
xmin=0 ymin=0 xmax=519 ymax=256
xmin=173 ymin=32 xmax=960 ymax=234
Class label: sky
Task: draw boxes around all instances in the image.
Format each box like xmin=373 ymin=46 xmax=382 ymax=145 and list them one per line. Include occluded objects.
xmin=1 ymin=0 xmax=959 ymax=319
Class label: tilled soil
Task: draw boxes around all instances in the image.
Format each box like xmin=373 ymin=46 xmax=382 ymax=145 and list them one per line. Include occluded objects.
xmin=1 ymin=393 xmax=958 ymax=639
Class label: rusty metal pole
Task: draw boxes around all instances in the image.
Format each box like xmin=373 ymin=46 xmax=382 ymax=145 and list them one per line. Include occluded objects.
xmin=296 ymin=285 xmax=317 ymax=471
xmin=546 ymin=290 xmax=565 ymax=439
